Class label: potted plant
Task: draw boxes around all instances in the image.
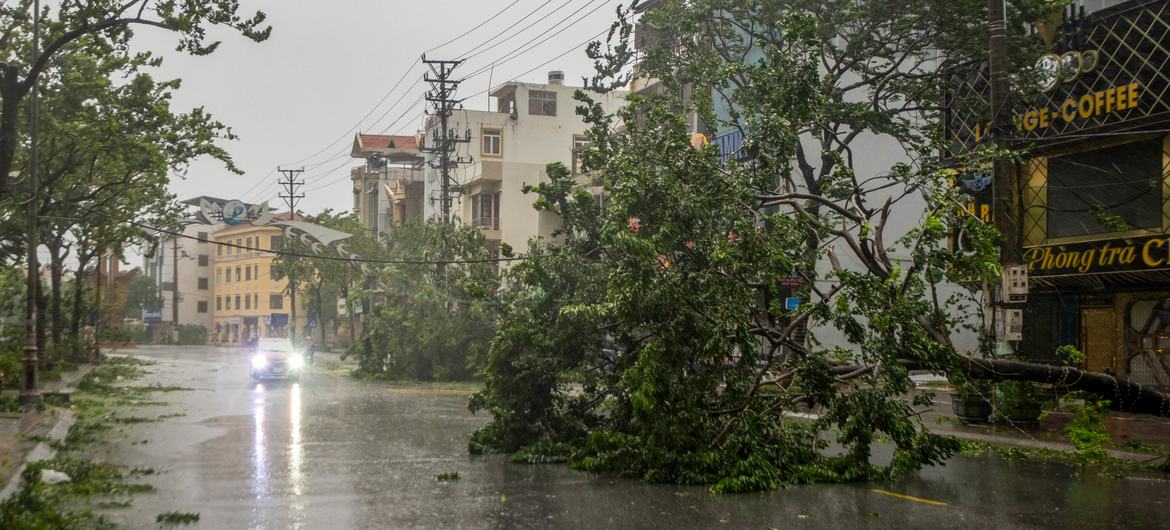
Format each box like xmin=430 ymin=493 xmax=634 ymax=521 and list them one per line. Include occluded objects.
xmin=994 ymin=380 xmax=1045 ymax=427
xmin=951 ymin=380 xmax=993 ymax=424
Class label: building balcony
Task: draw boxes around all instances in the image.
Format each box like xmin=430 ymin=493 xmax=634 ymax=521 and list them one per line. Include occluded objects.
xmin=467 ymin=160 xmax=503 ymax=185
xmin=471 ymin=216 xmax=501 ymax=241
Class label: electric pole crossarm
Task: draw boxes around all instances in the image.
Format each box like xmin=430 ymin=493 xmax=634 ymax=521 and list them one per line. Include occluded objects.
xmin=276 ymin=167 xmax=305 ymax=342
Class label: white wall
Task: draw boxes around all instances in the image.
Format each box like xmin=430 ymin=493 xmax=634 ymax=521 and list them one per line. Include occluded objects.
xmin=425 ymin=80 xmax=626 ymax=252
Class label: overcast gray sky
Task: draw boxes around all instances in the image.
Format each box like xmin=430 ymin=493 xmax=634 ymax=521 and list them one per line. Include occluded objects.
xmin=132 ymin=0 xmax=627 ymax=216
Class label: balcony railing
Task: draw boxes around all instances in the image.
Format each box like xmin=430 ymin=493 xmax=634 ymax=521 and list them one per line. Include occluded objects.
xmin=471 ymin=216 xmax=500 ymax=231
xmin=713 ymin=129 xmax=746 ymax=164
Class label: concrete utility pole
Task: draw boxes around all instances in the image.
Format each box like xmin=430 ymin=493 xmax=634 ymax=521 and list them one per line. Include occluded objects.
xmin=988 ymin=0 xmax=1018 ymax=264
xmin=277 ymin=167 xmax=304 ymax=342
xmin=21 ymin=0 xmax=41 ymax=405
xmin=420 ymin=56 xmax=472 ymax=223
xmin=171 ymin=237 xmax=180 ymax=338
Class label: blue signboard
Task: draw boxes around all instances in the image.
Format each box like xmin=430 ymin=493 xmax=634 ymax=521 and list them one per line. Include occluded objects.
xmin=143 ymin=308 xmax=163 ymax=323
xmin=784 ymin=297 xmax=801 ymax=311
xmin=222 ymin=200 xmax=248 ymax=226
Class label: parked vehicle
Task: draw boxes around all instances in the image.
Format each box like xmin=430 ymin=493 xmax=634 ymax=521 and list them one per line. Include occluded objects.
xmin=250 ymin=338 xmax=306 ymax=381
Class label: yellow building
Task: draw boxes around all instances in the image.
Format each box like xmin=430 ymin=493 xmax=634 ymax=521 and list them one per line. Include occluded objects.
xmin=211 ymin=214 xmax=306 ymax=344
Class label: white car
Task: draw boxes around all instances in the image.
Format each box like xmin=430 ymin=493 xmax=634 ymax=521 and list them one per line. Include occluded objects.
xmin=250 ymin=338 xmax=306 ymax=381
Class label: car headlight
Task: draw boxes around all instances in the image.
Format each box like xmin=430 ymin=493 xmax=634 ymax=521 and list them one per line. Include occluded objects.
xmin=251 ymin=354 xmax=268 ymax=369
xmin=288 ymin=354 xmax=305 ymax=370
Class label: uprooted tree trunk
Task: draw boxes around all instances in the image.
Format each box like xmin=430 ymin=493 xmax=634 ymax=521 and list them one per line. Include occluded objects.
xmin=832 ymin=357 xmax=1170 ymax=417
xmin=958 ymin=357 xmax=1170 ymax=417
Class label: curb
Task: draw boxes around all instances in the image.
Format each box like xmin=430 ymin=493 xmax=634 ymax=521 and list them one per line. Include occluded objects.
xmin=0 ymin=409 xmax=75 ymax=502
xmin=784 ymin=410 xmax=1160 ymax=464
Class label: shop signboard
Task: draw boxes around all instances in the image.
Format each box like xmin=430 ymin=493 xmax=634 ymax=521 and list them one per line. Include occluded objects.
xmin=944 ymin=0 xmax=1170 ymax=159
xmin=1024 ymin=235 xmax=1170 ymax=277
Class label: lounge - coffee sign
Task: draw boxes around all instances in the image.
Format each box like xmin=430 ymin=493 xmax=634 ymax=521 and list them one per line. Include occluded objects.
xmin=945 ymin=0 xmax=1170 ymax=159
xmin=1025 ymin=236 xmax=1170 ymax=276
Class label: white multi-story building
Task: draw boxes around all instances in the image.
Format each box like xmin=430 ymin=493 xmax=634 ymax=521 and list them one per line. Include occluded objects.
xmin=142 ymin=198 xmax=225 ymax=332
xmin=424 ymin=71 xmax=627 ymax=254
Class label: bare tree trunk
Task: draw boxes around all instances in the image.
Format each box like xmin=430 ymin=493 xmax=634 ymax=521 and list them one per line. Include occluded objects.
xmin=35 ymin=269 xmax=47 ymax=370
xmin=0 ymin=84 xmax=20 ymax=200
xmin=48 ymin=233 xmax=66 ymax=357
xmin=70 ymin=258 xmax=87 ymax=360
xmin=345 ymin=286 xmax=356 ymax=345
xmin=316 ymin=280 xmax=326 ymax=350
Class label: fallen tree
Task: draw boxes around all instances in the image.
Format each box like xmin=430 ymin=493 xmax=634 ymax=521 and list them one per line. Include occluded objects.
xmin=469 ymin=0 xmax=1153 ymax=494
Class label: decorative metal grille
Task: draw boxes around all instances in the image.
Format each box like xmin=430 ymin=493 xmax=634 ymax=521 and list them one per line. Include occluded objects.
xmin=945 ymin=0 xmax=1170 ymax=160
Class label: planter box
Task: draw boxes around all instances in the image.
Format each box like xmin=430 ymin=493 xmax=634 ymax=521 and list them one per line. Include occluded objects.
xmin=951 ymin=392 xmax=992 ymax=424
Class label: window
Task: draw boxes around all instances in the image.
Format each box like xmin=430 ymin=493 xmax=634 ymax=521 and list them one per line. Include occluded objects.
xmin=529 ymin=90 xmax=557 ymax=116
xmin=197 ymin=301 xmax=208 ymax=313
xmin=1047 ymin=139 xmax=1162 ymax=239
xmin=470 ymin=193 xmax=500 ymax=229
xmin=217 ymin=244 xmax=223 ymax=256
xmin=197 ymin=278 xmax=209 ymax=290
xmin=235 ymin=295 xmax=241 ymax=309
xmin=254 ymin=294 xmax=259 ymax=310
xmin=482 ymin=128 xmax=502 ymax=157
xmin=270 ymin=294 xmax=284 ymax=310
xmin=255 ymin=264 xmax=261 ymax=280
xmin=216 ymin=269 xmax=222 ymax=284
xmin=161 ymin=281 xmax=174 ymax=292
xmin=235 ymin=267 xmax=241 ymax=282
xmin=271 ymin=235 xmax=283 ymax=251
xmin=197 ymin=232 xmax=209 ymax=244
xmin=245 ymin=295 xmax=251 ymax=310
xmin=245 ymin=266 xmax=252 ymax=281
xmin=572 ymin=135 xmax=592 ymax=175
xmin=216 ymin=297 xmax=222 ymax=311
xmin=225 ymin=297 xmax=231 ymax=310
xmin=198 ymin=254 xmax=209 ymax=267
xmin=246 ymin=237 xmax=253 ymax=252
xmin=235 ymin=239 xmax=242 ymax=254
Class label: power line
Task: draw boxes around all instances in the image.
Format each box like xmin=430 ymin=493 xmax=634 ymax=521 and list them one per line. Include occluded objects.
xmin=301 ymin=27 xmax=612 ymax=196
xmin=270 ymin=0 xmax=534 ymax=174
xmin=463 ymin=28 xmax=612 ymax=102
xmin=457 ymin=0 xmax=565 ymax=59
xmin=425 ymin=0 xmax=524 ymax=54
xmin=289 ymin=2 xmax=618 ymax=196
xmin=133 ymin=212 xmax=526 ymax=265
xmin=460 ymin=0 xmax=612 ymax=77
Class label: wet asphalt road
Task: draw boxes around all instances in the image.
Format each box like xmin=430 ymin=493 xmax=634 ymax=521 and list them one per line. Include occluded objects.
xmin=94 ymin=345 xmax=1170 ymax=529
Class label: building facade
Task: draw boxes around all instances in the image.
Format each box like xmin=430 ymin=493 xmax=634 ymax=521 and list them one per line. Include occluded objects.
xmin=210 ymin=213 xmax=307 ymax=344
xmin=350 ymin=133 xmax=425 ymax=239
xmin=142 ymin=218 xmax=219 ymax=333
xmin=424 ymin=72 xmax=627 ymax=254
xmin=945 ymin=0 xmax=1170 ymax=384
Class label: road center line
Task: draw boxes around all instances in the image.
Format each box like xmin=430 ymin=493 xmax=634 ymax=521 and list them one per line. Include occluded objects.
xmin=870 ymin=488 xmax=949 ymax=506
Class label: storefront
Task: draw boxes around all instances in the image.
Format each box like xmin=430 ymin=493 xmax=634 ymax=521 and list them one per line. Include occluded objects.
xmin=946 ymin=0 xmax=1170 ymax=386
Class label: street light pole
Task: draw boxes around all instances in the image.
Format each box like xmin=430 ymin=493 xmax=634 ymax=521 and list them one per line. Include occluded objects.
xmin=21 ymin=0 xmax=41 ymax=406
xmin=988 ymin=0 xmax=1018 ymax=263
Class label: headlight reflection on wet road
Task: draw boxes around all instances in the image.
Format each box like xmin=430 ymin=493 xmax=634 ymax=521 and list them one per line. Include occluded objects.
xmin=289 ymin=383 xmax=304 ymax=498
xmin=251 ymin=383 xmax=269 ymax=505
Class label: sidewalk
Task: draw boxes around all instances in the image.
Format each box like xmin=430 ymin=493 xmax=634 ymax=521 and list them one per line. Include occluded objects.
xmin=0 ymin=362 xmax=96 ymax=495
xmin=911 ymin=379 xmax=1170 ymax=463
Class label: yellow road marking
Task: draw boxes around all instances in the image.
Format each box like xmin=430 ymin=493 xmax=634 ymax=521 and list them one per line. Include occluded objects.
xmin=385 ymin=387 xmax=475 ymax=397
xmin=870 ymin=489 xmax=949 ymax=506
